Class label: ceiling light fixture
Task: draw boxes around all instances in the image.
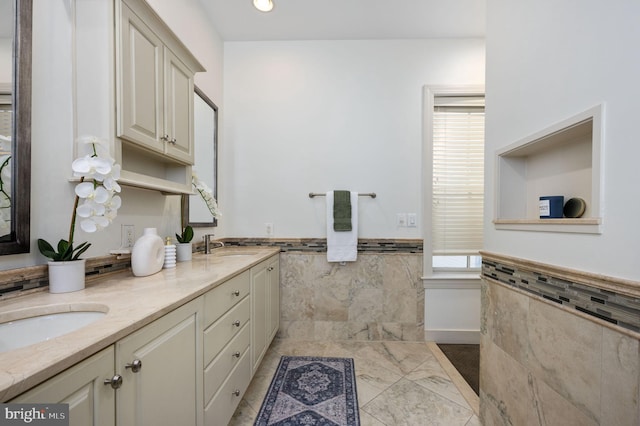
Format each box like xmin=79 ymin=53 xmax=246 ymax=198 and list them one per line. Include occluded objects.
xmin=253 ymin=0 xmax=274 ymax=12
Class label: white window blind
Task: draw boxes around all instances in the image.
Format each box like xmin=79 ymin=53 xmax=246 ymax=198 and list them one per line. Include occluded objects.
xmin=432 ymin=96 xmax=484 ymax=255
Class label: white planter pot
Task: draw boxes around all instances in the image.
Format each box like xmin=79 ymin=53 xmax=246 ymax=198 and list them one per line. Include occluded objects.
xmin=176 ymin=242 xmax=192 ymax=262
xmin=48 ymin=259 xmax=86 ymax=293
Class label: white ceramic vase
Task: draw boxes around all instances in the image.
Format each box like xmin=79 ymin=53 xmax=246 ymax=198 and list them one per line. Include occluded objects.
xmin=48 ymin=259 xmax=86 ymax=293
xmin=131 ymin=228 xmax=165 ymax=277
xmin=176 ymin=242 xmax=192 ymax=262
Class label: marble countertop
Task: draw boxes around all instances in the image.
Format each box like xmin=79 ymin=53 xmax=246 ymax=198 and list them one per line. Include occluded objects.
xmin=0 ymin=246 xmax=280 ymax=401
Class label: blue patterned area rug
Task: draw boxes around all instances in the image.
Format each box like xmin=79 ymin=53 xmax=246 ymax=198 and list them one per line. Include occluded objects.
xmin=254 ymin=356 xmax=360 ymax=426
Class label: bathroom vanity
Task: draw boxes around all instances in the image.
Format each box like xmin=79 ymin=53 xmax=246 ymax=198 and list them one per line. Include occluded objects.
xmin=0 ymin=247 xmax=280 ymax=426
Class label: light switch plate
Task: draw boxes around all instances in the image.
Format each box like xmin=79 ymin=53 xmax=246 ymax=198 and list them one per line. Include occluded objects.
xmin=407 ymin=213 xmax=417 ymax=227
xmin=396 ymin=213 xmax=407 ymax=227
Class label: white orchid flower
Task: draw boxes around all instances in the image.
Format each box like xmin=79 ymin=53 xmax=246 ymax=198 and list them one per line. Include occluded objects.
xmin=102 ymin=163 xmax=121 ymax=192
xmin=75 ymin=182 xmax=110 ymax=203
xmin=72 ymin=155 xmax=113 ymax=180
xmin=79 ymin=215 xmax=110 ymax=233
xmin=191 ymin=174 xmax=221 ymax=218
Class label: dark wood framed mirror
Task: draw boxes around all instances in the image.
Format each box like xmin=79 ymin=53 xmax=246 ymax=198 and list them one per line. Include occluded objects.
xmin=0 ymin=0 xmax=31 ymax=255
xmin=181 ymin=86 xmax=218 ymax=228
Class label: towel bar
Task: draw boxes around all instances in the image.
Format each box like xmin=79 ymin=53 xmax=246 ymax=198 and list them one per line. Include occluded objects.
xmin=309 ymin=192 xmax=376 ymax=198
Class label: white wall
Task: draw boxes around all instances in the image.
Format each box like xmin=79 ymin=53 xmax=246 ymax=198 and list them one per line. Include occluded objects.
xmin=484 ymin=0 xmax=640 ymax=282
xmin=223 ymin=39 xmax=485 ymax=238
xmin=0 ymin=0 xmax=223 ymax=270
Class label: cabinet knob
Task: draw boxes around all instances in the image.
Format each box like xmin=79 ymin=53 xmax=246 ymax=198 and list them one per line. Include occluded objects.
xmin=104 ymin=374 xmax=123 ymax=389
xmin=232 ymin=389 xmax=241 ymax=397
xmin=233 ymin=351 xmax=241 ymax=358
xmin=125 ymin=359 xmax=143 ymax=373
xmin=232 ymin=290 xmax=240 ymax=297
xmin=267 ymin=266 xmax=274 ymax=271
xmin=232 ymin=320 xmax=241 ymax=327
xmin=161 ymin=134 xmax=169 ymax=141
xmin=169 ymin=138 xmax=177 ymax=145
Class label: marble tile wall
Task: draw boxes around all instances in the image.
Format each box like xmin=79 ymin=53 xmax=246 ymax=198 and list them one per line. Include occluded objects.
xmin=480 ymin=254 xmax=640 ymax=425
xmin=279 ymin=252 xmax=425 ymax=341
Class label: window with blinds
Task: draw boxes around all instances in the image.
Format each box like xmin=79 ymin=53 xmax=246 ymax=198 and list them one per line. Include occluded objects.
xmin=431 ymin=95 xmax=484 ymax=269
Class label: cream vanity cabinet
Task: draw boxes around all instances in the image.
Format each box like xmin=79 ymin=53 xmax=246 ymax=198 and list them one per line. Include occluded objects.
xmin=12 ymin=299 xmax=202 ymax=426
xmin=9 ymin=253 xmax=281 ymax=426
xmin=111 ymin=0 xmax=205 ymax=193
xmin=202 ymin=270 xmax=252 ymax=426
xmin=251 ymin=254 xmax=280 ymax=375
xmin=115 ymin=298 xmax=202 ymax=426
xmin=12 ymin=347 xmax=116 ymax=426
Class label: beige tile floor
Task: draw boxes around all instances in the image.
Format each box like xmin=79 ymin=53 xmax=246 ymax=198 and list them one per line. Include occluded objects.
xmin=230 ymin=339 xmax=480 ymax=426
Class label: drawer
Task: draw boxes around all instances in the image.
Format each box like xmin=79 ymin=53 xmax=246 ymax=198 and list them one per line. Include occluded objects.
xmin=204 ymin=322 xmax=250 ymax=404
xmin=204 ymin=297 xmax=250 ymax=365
xmin=204 ymin=348 xmax=251 ymax=426
xmin=204 ymin=270 xmax=250 ymax=327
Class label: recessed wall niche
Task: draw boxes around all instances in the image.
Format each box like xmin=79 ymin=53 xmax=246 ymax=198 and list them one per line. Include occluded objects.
xmin=494 ymin=104 xmax=604 ymax=234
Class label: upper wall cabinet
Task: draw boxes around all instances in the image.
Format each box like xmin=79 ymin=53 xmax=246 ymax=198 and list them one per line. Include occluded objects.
xmin=115 ymin=0 xmax=205 ymax=193
xmin=494 ymin=104 xmax=604 ymax=234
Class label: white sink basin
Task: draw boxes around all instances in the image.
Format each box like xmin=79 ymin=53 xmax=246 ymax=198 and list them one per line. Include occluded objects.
xmin=0 ymin=305 xmax=108 ymax=353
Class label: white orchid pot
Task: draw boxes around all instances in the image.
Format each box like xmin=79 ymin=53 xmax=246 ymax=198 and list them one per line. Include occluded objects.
xmin=176 ymin=242 xmax=192 ymax=262
xmin=48 ymin=259 xmax=86 ymax=293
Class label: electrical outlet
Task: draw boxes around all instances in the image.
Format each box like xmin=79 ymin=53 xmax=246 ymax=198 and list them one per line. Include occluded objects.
xmin=265 ymin=222 xmax=274 ymax=237
xmin=407 ymin=213 xmax=417 ymax=227
xmin=396 ymin=213 xmax=407 ymax=227
xmin=122 ymin=225 xmax=135 ymax=248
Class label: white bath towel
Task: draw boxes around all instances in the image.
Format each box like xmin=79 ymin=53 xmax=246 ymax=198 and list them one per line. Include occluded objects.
xmin=326 ymin=191 xmax=358 ymax=262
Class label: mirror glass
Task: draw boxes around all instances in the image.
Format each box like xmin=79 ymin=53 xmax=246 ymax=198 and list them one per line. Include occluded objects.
xmin=0 ymin=1 xmax=15 ymax=238
xmin=182 ymin=86 xmax=218 ymax=227
xmin=0 ymin=0 xmax=31 ymax=254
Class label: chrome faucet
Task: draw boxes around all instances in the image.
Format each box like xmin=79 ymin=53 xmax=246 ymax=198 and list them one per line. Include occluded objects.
xmin=203 ymin=234 xmax=225 ymax=254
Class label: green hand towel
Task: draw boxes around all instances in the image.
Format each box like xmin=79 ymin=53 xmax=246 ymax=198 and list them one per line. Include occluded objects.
xmin=333 ymin=190 xmax=352 ymax=232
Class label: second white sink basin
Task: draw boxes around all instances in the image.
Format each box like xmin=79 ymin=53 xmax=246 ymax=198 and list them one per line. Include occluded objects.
xmin=0 ymin=305 xmax=108 ymax=353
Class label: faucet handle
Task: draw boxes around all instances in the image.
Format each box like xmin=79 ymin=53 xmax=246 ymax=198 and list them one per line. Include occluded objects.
xmin=203 ymin=234 xmax=215 ymax=254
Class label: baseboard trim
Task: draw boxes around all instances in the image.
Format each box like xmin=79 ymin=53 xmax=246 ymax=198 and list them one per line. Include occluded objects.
xmin=424 ymin=329 xmax=480 ymax=344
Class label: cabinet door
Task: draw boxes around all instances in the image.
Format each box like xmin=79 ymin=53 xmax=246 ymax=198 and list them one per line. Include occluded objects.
xmin=12 ymin=347 xmax=116 ymax=426
xmin=119 ymin=3 xmax=164 ymax=153
xmin=164 ymin=47 xmax=194 ymax=164
xmin=116 ymin=299 xmax=202 ymax=426
xmin=267 ymin=257 xmax=280 ymax=341
xmin=251 ymin=264 xmax=268 ymax=375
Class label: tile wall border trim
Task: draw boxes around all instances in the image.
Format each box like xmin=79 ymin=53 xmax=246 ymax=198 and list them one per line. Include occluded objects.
xmin=0 ymin=239 xmax=422 ymax=300
xmin=481 ymin=251 xmax=640 ymax=337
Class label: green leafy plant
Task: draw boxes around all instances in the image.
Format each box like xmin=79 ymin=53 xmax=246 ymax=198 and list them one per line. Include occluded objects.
xmin=175 ymin=225 xmax=194 ymax=243
xmin=38 ymin=238 xmax=91 ymax=262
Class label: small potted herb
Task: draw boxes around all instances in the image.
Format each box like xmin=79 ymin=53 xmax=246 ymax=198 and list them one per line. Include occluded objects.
xmin=175 ymin=225 xmax=194 ymax=261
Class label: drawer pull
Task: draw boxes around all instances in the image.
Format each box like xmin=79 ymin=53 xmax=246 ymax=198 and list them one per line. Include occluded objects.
xmin=125 ymin=359 xmax=143 ymax=373
xmin=104 ymin=374 xmax=123 ymax=389
xmin=232 ymin=389 xmax=241 ymax=397
xmin=232 ymin=320 xmax=241 ymax=327
xmin=232 ymin=290 xmax=240 ymax=296
xmin=233 ymin=351 xmax=241 ymax=358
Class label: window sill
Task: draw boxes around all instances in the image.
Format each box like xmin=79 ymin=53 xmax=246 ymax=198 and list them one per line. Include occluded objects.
xmin=422 ymin=272 xmax=481 ymax=289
